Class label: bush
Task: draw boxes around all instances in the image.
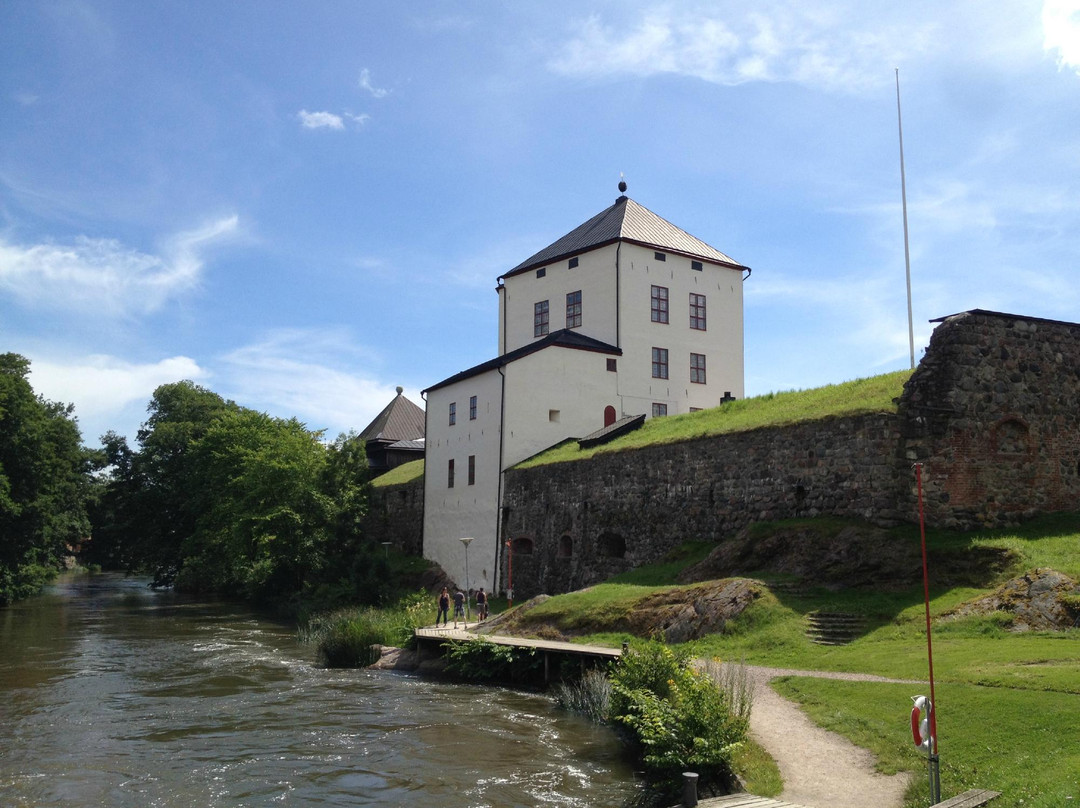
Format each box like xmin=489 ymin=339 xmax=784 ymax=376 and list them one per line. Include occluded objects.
xmin=609 ymin=642 xmax=747 ymax=797
xmin=302 ymin=591 xmax=428 ymax=668
xmin=442 ymin=637 xmax=542 ymax=683
xmin=551 ymin=668 xmax=612 ymax=722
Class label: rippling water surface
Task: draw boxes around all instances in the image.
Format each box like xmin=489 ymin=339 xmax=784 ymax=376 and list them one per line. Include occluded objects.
xmin=0 ymin=573 xmax=636 ymax=807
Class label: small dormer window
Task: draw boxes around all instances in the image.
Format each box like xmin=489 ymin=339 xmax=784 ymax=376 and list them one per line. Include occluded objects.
xmin=691 ymin=260 xmax=703 ymax=271
xmin=568 ymin=256 xmax=579 ymax=268
xmin=654 ymin=251 xmax=666 ymax=261
xmin=536 ymin=267 xmax=546 ymax=278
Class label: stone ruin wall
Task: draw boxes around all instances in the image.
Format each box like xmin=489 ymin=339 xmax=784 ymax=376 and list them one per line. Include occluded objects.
xmin=368 ymin=310 xmax=1080 ymax=598
xmin=364 ymin=477 xmax=424 ymax=558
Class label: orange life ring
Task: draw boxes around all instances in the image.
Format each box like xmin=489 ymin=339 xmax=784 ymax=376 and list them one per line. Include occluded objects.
xmin=911 ymin=695 xmax=932 ymax=750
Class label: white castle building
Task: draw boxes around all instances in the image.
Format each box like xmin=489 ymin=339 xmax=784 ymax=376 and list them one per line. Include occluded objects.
xmin=422 ymin=186 xmax=750 ymax=595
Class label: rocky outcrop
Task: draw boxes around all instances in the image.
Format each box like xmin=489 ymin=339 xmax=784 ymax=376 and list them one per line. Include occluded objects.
xmin=945 ymin=568 xmax=1080 ymax=631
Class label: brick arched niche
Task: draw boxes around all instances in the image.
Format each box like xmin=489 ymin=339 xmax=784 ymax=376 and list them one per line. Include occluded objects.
xmin=557 ymin=534 xmax=573 ymax=558
xmin=511 ymin=536 xmax=534 ymax=555
xmin=993 ymin=416 xmax=1031 ymax=455
xmin=598 ymin=531 xmax=626 ymax=559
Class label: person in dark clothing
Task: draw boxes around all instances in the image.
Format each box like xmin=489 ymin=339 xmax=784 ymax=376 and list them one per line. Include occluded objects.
xmin=453 ymin=588 xmax=466 ymax=628
xmin=437 ymin=587 xmax=450 ymax=627
xmin=476 ymin=587 xmax=488 ymax=621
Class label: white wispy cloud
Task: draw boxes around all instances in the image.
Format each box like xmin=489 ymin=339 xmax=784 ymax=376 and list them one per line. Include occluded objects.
xmin=547 ymin=3 xmax=938 ymax=93
xmin=0 ymin=216 xmax=238 ymax=316
xmin=29 ymin=354 xmax=208 ymax=444
xmin=297 ymin=109 xmax=345 ymax=129
xmin=1043 ymin=0 xmax=1080 ymax=72
xmin=359 ymin=68 xmax=390 ymax=98
xmin=219 ymin=328 xmax=421 ymax=436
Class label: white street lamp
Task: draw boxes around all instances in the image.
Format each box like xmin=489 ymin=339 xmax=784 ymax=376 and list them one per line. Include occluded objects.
xmin=459 ymin=537 xmax=474 ymax=623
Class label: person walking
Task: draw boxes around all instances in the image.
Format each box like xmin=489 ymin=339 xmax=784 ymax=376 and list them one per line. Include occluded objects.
xmin=476 ymin=587 xmax=488 ymax=621
xmin=436 ymin=587 xmax=450 ymax=627
xmin=453 ymin=588 xmax=466 ymax=628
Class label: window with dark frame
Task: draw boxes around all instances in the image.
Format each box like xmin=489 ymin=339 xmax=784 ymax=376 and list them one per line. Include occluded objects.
xmin=652 ymin=402 xmax=668 ymax=417
xmin=651 ymin=347 xmax=668 ymax=379
xmin=534 ymin=300 xmax=549 ymax=337
xmin=469 ymin=395 xmax=477 ymax=420
xmin=448 ymin=402 xmax=456 ymax=425
xmin=447 ymin=458 xmax=455 ymax=488
xmin=654 ymin=251 xmax=666 ymax=261
xmin=536 ymin=267 xmax=546 ymax=278
xmin=568 ymin=256 xmax=579 ymax=268
xmin=650 ymin=285 xmax=669 ymax=323
xmin=566 ymin=290 xmax=582 ymax=328
xmin=691 ymin=260 xmax=703 ymax=271
xmin=467 ymin=455 xmax=475 ymax=485
xmin=690 ymin=293 xmax=707 ymax=330
xmin=691 ymin=353 xmax=706 ymax=384
xmin=606 ymin=358 xmax=617 ymax=372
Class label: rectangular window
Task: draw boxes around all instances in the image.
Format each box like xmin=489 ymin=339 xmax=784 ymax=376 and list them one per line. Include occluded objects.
xmin=651 ymin=347 xmax=669 ymax=379
xmin=467 ymin=455 xmax=475 ymax=485
xmin=691 ymin=260 xmax=703 ymax=271
xmin=536 ymin=267 xmax=546 ymax=278
xmin=534 ymin=300 xmax=549 ymax=337
xmin=568 ymin=256 xmax=579 ymax=268
xmin=652 ymin=402 xmax=668 ymax=417
xmin=448 ymin=402 xmax=456 ymax=425
xmin=469 ymin=395 xmax=477 ymax=420
xmin=606 ymin=358 xmax=617 ymax=372
xmin=566 ymin=290 xmax=582 ymax=329
xmin=650 ymin=285 xmax=669 ymax=323
xmin=447 ymin=458 xmax=455 ymax=488
xmin=690 ymin=293 xmax=707 ymax=330
xmin=654 ymin=251 xmax=667 ymax=262
xmin=691 ymin=353 xmax=707 ymax=384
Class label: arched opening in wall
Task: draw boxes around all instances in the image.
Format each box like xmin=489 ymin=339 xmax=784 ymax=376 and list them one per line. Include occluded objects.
xmin=558 ymin=535 xmax=573 ymax=558
xmin=598 ymin=532 xmax=626 ymax=559
xmin=994 ymin=417 xmax=1030 ymax=455
xmin=604 ymin=406 xmax=617 ymax=427
xmin=511 ymin=537 xmax=534 ymax=555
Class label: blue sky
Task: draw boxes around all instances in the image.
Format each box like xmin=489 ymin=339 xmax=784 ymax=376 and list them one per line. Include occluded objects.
xmin=2 ymin=1 xmax=1079 ymax=447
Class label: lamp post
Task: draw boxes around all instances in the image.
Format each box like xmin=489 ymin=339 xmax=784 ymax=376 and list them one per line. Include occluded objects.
xmin=460 ymin=537 xmax=474 ymax=623
xmin=505 ymin=539 xmax=514 ymax=607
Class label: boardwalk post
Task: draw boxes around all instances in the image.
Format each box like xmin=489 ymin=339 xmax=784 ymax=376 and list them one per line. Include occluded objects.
xmin=681 ymin=772 xmax=698 ymax=807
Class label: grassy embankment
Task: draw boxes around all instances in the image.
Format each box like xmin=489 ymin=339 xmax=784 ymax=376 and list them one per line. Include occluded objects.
xmin=510 ymin=515 xmax=1080 ymax=808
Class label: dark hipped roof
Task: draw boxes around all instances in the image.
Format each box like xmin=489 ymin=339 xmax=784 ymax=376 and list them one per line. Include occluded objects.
xmin=423 ymin=329 xmax=621 ymax=394
xmin=360 ymin=389 xmax=426 ymax=443
xmin=500 ymin=195 xmax=748 ymax=279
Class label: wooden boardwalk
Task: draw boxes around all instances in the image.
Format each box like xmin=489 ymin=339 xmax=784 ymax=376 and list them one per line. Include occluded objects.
xmin=413 ymin=625 xmax=621 ymax=681
xmin=695 ymin=795 xmax=811 ymax=808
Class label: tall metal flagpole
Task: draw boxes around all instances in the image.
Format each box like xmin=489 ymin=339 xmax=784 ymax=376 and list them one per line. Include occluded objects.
xmin=896 ymin=68 xmax=916 ymax=370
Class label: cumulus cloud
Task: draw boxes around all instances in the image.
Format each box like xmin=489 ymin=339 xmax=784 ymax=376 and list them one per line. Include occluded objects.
xmin=1043 ymin=0 xmax=1080 ymax=72
xmin=0 ymin=216 xmax=238 ymax=317
xmin=548 ymin=4 xmax=933 ymax=93
xmin=219 ymin=328 xmax=421 ymax=437
xmin=297 ymin=109 xmax=345 ymax=129
xmin=28 ymin=354 xmax=208 ymax=444
xmin=359 ymin=68 xmax=389 ymax=98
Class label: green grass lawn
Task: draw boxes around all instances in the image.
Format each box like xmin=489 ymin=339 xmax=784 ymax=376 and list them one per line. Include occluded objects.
xmin=370 ymin=458 xmax=424 ymax=487
xmin=514 ymin=516 xmax=1080 ymax=808
xmin=517 ymin=370 xmax=911 ymax=468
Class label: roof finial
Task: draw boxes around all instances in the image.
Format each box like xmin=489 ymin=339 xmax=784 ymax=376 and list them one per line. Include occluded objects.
xmin=618 ymin=172 xmax=627 ymax=194
xmin=396 ymin=386 xmax=403 ymax=395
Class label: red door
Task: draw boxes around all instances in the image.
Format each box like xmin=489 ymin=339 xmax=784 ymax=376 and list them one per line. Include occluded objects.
xmin=604 ymin=406 xmax=616 ymax=427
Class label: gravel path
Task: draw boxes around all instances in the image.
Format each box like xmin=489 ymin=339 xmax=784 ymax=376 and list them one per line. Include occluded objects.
xmin=743 ymin=666 xmax=917 ymax=808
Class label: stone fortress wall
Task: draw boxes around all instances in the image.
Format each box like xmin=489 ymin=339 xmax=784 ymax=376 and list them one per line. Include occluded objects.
xmin=370 ymin=311 xmax=1080 ymax=598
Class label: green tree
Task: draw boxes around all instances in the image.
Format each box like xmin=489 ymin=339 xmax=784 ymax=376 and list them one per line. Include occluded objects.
xmin=0 ymin=354 xmax=93 ymax=605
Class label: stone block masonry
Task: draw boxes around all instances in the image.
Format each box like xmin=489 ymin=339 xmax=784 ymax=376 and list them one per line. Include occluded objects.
xmin=367 ymin=310 xmax=1080 ymax=599
xmin=364 ymin=477 xmax=424 ymax=558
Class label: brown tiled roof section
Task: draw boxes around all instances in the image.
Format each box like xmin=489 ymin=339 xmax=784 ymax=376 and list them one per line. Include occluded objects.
xmin=500 ymin=196 xmax=747 ymax=278
xmin=360 ymin=392 xmax=426 ymax=443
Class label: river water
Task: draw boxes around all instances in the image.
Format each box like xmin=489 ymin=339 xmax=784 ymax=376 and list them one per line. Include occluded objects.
xmin=0 ymin=573 xmax=637 ymax=807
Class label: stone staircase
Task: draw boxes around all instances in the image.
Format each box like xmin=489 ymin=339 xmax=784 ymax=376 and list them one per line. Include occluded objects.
xmin=804 ymin=611 xmax=868 ymax=646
